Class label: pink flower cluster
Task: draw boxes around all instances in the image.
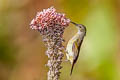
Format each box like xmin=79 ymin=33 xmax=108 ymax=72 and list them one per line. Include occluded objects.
xmin=30 ymin=7 xmax=70 ymax=79
xmin=30 ymin=7 xmax=70 ymax=30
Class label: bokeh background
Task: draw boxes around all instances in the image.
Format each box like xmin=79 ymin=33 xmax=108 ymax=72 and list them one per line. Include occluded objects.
xmin=0 ymin=0 xmax=120 ymax=80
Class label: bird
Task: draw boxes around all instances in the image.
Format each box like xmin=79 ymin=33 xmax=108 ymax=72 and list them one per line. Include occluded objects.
xmin=66 ymin=21 xmax=86 ymax=75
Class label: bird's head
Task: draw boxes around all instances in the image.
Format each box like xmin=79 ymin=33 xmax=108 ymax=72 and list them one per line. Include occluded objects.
xmin=71 ymin=21 xmax=86 ymax=35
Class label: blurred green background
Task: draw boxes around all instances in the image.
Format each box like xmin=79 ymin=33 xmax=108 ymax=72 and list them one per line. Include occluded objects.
xmin=0 ymin=0 xmax=120 ymax=80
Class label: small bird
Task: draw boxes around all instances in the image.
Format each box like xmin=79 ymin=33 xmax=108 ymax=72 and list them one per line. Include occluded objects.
xmin=66 ymin=21 xmax=86 ymax=75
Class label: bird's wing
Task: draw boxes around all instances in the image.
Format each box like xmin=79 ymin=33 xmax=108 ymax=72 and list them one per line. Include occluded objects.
xmin=72 ymin=41 xmax=78 ymax=58
xmin=70 ymin=37 xmax=84 ymax=75
xmin=70 ymin=39 xmax=79 ymax=75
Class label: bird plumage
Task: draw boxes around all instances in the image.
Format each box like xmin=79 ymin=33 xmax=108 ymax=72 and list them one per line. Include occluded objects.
xmin=66 ymin=21 xmax=86 ymax=75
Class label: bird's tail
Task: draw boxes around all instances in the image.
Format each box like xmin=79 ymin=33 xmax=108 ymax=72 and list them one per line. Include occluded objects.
xmin=70 ymin=62 xmax=75 ymax=76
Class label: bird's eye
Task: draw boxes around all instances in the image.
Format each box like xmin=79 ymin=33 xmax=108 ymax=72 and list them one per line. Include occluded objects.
xmin=79 ymin=26 xmax=82 ymax=28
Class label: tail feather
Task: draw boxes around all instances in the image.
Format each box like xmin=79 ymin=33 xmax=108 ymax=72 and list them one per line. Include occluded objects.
xmin=70 ymin=62 xmax=75 ymax=75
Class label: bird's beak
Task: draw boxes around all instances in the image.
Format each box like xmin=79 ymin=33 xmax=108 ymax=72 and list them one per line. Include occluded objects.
xmin=71 ymin=21 xmax=79 ymax=26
